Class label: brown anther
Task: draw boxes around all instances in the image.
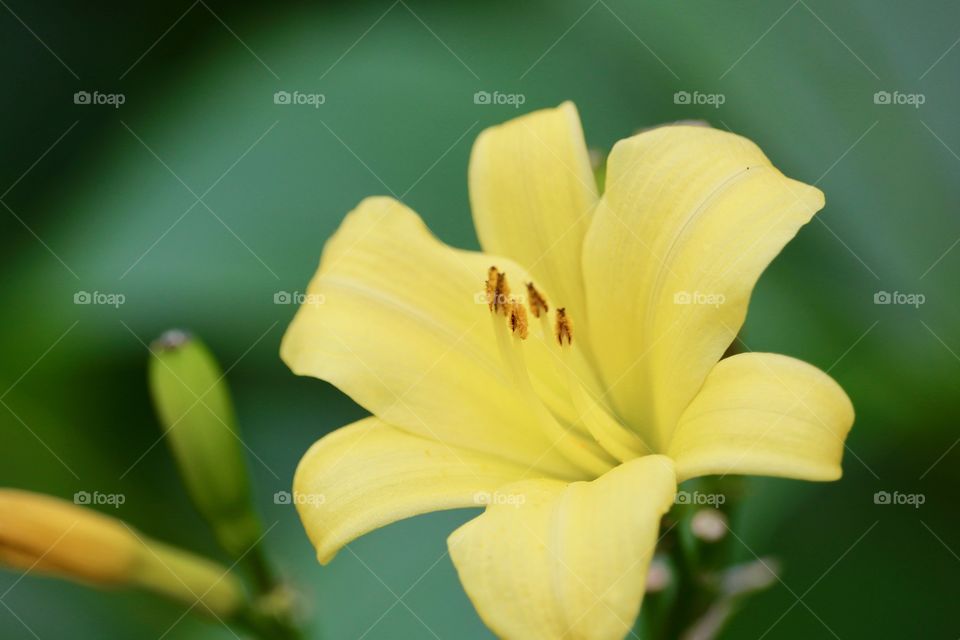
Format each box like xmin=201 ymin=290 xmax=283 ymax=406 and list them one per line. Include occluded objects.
xmin=508 ymin=301 xmax=529 ymax=340
xmin=494 ymin=271 xmax=511 ymax=316
xmin=485 ymin=267 xmax=499 ymax=312
xmin=555 ymin=308 xmax=573 ymax=346
xmin=526 ymin=282 xmax=549 ymax=318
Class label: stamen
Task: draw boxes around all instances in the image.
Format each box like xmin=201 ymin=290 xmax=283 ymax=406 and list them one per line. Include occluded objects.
xmin=551 ymin=307 xmax=652 ymax=461
xmin=486 ymin=267 xmax=512 ymax=316
xmin=508 ymin=302 xmax=529 ymax=340
xmin=555 ymin=308 xmax=573 ymax=346
xmin=481 ymin=268 xmax=644 ymax=470
xmin=488 ymin=302 xmax=614 ymax=476
xmin=484 ymin=267 xmax=498 ymax=312
xmin=526 ymin=282 xmax=549 ymax=318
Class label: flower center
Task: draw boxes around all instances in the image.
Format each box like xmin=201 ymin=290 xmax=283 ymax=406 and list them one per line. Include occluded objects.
xmin=484 ymin=267 xmax=651 ymax=476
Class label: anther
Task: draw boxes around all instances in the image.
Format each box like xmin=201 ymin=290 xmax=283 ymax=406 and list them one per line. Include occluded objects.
xmin=485 ymin=267 xmax=498 ymax=312
xmin=555 ymin=308 xmax=573 ymax=346
xmin=486 ymin=267 xmax=512 ymax=316
xmin=495 ymin=272 xmax=511 ymax=315
xmin=526 ymin=282 xmax=549 ymax=318
xmin=508 ymin=302 xmax=529 ymax=340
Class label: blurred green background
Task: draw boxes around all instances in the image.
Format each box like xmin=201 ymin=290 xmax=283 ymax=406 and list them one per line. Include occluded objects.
xmin=1 ymin=0 xmax=957 ymax=638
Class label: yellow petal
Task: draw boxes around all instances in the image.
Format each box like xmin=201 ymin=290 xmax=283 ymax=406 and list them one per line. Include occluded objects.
xmin=669 ymin=353 xmax=854 ymax=482
xmin=470 ymin=102 xmax=598 ymax=323
xmin=281 ymin=197 xmax=584 ymax=478
xmin=448 ymin=456 xmax=676 ymax=640
xmin=583 ymin=126 xmax=825 ymax=450
xmin=294 ymin=417 xmax=536 ymax=563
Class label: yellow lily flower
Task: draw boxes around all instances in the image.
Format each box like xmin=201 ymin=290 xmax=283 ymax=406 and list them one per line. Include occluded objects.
xmin=281 ymin=102 xmax=854 ymax=639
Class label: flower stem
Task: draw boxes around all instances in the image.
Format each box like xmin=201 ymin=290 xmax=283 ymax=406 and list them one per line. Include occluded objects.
xmin=236 ymin=543 xmax=307 ymax=640
xmin=244 ymin=543 xmax=280 ymax=594
xmin=233 ymin=605 xmax=304 ymax=640
xmin=659 ymin=532 xmax=703 ymax=640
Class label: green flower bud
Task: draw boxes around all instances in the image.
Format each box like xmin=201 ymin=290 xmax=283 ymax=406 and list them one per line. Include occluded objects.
xmin=148 ymin=330 xmax=262 ymax=557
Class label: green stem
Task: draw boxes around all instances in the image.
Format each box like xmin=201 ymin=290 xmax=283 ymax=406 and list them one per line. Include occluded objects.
xmin=233 ymin=605 xmax=303 ymax=640
xmin=660 ymin=534 xmax=699 ymax=640
xmin=653 ymin=478 xmax=748 ymax=639
xmin=236 ymin=543 xmax=307 ymax=640
xmin=245 ymin=544 xmax=280 ymax=594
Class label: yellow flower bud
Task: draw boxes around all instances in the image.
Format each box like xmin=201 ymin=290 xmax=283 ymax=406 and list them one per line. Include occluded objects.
xmin=0 ymin=489 xmax=244 ymax=616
